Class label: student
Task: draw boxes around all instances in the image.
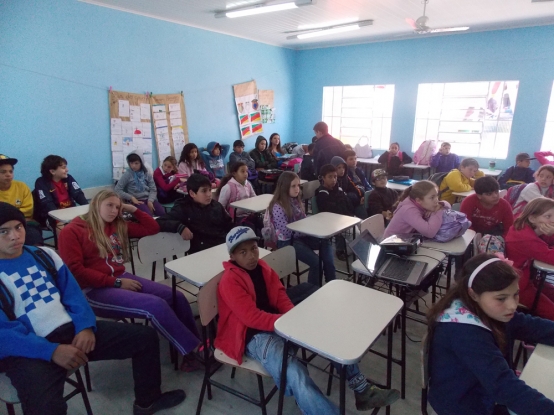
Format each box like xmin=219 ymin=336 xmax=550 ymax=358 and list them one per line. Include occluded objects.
xmin=498 ymin=152 xmax=536 ymax=189
xmin=0 ymin=202 xmax=186 ymax=415
xmin=512 ymin=165 xmax=554 ymax=217
xmin=157 ymin=173 xmax=234 ymax=254
xmin=178 ymin=143 xmax=218 ymax=188
xmin=505 ymin=197 xmax=554 ymax=320
xmin=426 ymin=253 xmax=554 ymax=415
xmin=378 ymin=142 xmax=413 ymax=177
xmin=215 ymin=226 xmax=400 ymax=414
xmin=201 ymin=141 xmax=230 ymax=180
xmin=270 ymin=171 xmax=336 ymax=286
xmin=366 ymin=169 xmax=398 ymax=223
xmin=115 ymin=152 xmax=165 ymax=217
xmin=460 ymin=176 xmax=513 ymax=237
xmin=58 ymin=191 xmax=201 ymax=369
xmin=383 ymin=180 xmax=449 ymax=239
xmin=312 ymin=121 xmax=346 ymax=175
xmin=0 ymin=154 xmax=42 ymax=245
xmin=249 ymin=135 xmax=277 ymax=171
xmin=152 ymin=155 xmax=181 ymax=204
xmin=331 ymin=156 xmax=366 ymax=218
xmin=344 ymin=149 xmax=372 ymax=192
xmin=33 ymin=154 xmax=88 ymax=230
xmin=316 ymin=164 xmax=354 ymax=261
xmin=229 ymin=139 xmax=256 ymax=171
xmin=430 ymin=142 xmax=460 ymax=173
xmin=439 ymin=158 xmax=485 ymax=205
xmin=217 ymin=161 xmax=256 ymax=222
xmin=268 ymin=133 xmax=283 ymax=158
xmin=300 ymin=143 xmax=317 ymax=182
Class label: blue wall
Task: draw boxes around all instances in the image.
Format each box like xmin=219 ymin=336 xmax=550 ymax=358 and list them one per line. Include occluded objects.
xmin=0 ymin=0 xmax=295 ymax=188
xmin=294 ymin=25 xmax=554 ymax=171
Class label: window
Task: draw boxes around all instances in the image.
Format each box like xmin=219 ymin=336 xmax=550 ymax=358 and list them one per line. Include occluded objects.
xmin=540 ymin=82 xmax=554 ymax=151
xmin=412 ymin=81 xmax=519 ymax=159
xmin=322 ymin=85 xmax=395 ymax=150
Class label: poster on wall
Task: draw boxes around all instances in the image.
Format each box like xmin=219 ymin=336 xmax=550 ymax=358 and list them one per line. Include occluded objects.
xmin=233 ymin=80 xmax=262 ymax=139
xmin=259 ymin=89 xmax=276 ymax=124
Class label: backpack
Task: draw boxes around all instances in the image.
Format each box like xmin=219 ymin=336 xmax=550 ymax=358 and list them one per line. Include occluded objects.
xmin=477 ymin=234 xmax=505 ymax=255
xmin=0 ymin=247 xmax=58 ymax=321
xmin=261 ymin=209 xmax=277 ymax=249
xmin=505 ymin=183 xmax=527 ymax=208
xmin=354 ymin=136 xmax=373 ymax=158
xmin=431 ymin=209 xmax=471 ymax=242
xmin=282 ymin=142 xmax=298 ymax=154
xmin=413 ymin=140 xmax=437 ymax=165
xmin=428 ymin=172 xmax=449 ymax=197
xmin=280 ymin=157 xmax=303 ymax=171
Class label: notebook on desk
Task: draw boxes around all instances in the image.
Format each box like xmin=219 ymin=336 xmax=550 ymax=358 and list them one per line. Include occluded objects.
xmin=349 ymin=230 xmax=428 ymax=286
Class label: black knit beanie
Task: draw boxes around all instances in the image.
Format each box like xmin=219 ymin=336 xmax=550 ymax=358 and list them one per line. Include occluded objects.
xmin=0 ymin=202 xmax=26 ymax=229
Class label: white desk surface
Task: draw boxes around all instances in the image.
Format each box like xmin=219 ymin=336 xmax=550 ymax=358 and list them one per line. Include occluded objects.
xmin=286 ymin=212 xmax=361 ymax=239
xmin=164 ymin=243 xmax=271 ymax=288
xmin=357 ymin=157 xmax=381 ymax=165
xmin=520 ymin=344 xmax=554 ymax=402
xmin=421 ymin=229 xmax=476 ymax=256
xmin=48 ymin=205 xmax=89 ymax=223
xmin=387 ymin=181 xmax=417 ymax=191
xmin=274 ymin=280 xmax=403 ymax=364
xmin=403 ymin=163 xmax=431 ymax=170
xmin=351 ymin=247 xmax=446 ymax=284
xmin=452 ymin=189 xmax=475 ymax=198
xmin=534 ymin=260 xmax=554 ymax=273
xmin=480 ymin=168 xmax=502 ymax=177
xmin=229 ymin=193 xmax=273 ymax=213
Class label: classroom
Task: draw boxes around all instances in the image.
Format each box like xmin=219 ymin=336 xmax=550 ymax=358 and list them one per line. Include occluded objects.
xmin=3 ymin=1 xmax=554 ymax=415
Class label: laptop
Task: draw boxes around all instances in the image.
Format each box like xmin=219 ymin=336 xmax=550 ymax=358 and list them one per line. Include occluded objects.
xmin=349 ymin=230 xmax=428 ymax=286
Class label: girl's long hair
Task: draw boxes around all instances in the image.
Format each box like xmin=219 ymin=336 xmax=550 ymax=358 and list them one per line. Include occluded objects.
xmin=269 ymin=171 xmax=303 ymax=220
xmin=513 ymin=197 xmax=554 ymax=231
xmin=84 ymin=190 xmax=130 ymax=261
xmin=179 ymin=143 xmax=205 ymax=169
xmin=427 ymin=253 xmax=519 ymax=352
xmin=216 ymin=161 xmax=247 ymax=197
xmin=393 ymin=180 xmax=437 ymax=210
xmin=269 ymin=133 xmax=283 ymax=154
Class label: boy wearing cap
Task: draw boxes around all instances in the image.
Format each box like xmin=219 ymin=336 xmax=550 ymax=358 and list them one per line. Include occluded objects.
xmin=215 ymin=226 xmax=400 ymax=414
xmin=366 ymin=169 xmax=399 ymax=223
xmin=0 ymin=154 xmax=42 ymax=245
xmin=498 ymin=152 xmax=536 ymax=189
xmin=229 ymin=140 xmax=256 ymax=171
xmin=0 ymin=202 xmax=185 ymax=415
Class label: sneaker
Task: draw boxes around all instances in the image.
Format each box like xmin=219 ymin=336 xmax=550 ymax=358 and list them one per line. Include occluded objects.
xmin=336 ymin=251 xmax=348 ymax=261
xmin=355 ymin=385 xmax=400 ymax=410
xmin=133 ymin=390 xmax=186 ymax=415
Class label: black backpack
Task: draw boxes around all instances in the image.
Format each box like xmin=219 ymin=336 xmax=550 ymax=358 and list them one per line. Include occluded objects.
xmin=0 ymin=247 xmax=58 ymax=321
xmin=429 ymin=172 xmax=449 ymax=197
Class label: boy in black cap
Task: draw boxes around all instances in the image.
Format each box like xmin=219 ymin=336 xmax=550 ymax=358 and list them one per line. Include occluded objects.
xmin=0 ymin=202 xmax=185 ymax=415
xmin=0 ymin=154 xmax=43 ymax=245
xmin=365 ymin=169 xmax=399 ymax=223
xmin=498 ymin=152 xmax=536 ymax=189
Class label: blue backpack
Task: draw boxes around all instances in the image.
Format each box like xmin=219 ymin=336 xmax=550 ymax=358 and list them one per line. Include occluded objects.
xmin=431 ymin=209 xmax=471 ymax=242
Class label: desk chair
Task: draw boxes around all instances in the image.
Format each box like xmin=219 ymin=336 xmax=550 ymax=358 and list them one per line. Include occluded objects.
xmin=420 ymin=334 xmax=431 ymax=415
xmin=196 ymin=272 xmax=278 ymax=415
xmin=0 ymin=368 xmax=93 ymax=415
xmin=310 ymin=196 xmax=319 ymax=214
xmin=137 ymin=233 xmax=191 ymax=281
xmin=363 ymin=190 xmax=373 ymax=210
xmin=360 ymin=214 xmax=385 ymax=241
xmin=302 ymin=180 xmax=320 ymax=213
xmin=499 ymin=189 xmax=507 ymax=199
xmin=451 ymin=203 xmax=461 ymax=212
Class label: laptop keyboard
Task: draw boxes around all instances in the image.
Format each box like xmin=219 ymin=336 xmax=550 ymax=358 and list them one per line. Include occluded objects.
xmin=380 ymin=258 xmax=417 ymax=281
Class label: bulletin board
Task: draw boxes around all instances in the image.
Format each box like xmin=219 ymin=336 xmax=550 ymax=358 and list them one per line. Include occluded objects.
xmin=233 ymin=80 xmax=263 ymax=139
xmin=150 ymin=93 xmax=189 ymax=164
xmin=109 ymin=90 xmax=153 ymax=181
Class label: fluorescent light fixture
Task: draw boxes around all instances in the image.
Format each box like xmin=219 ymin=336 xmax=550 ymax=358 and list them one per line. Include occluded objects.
xmin=297 ymin=18 xmax=358 ymax=31
xmin=288 ymin=20 xmax=373 ymax=40
xmin=215 ymin=0 xmax=314 ymax=18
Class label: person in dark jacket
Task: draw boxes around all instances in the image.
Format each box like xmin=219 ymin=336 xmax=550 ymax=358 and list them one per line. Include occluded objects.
xmin=378 ymin=142 xmax=412 ymax=177
xmin=312 ymin=121 xmax=346 ymax=175
xmin=426 ymin=254 xmax=554 ymax=415
xmin=366 ymin=169 xmax=398 ymax=223
xmin=229 ymin=139 xmax=256 ymax=171
xmin=344 ymin=149 xmax=372 ymax=192
xmin=498 ymin=152 xmax=536 ymax=189
xmin=249 ymin=135 xmax=277 ymax=171
xmin=330 ymin=156 xmax=365 ymax=218
xmin=300 ymin=143 xmax=317 ymax=182
xmin=156 ymin=173 xmax=234 ymax=253
xmin=33 ymin=155 xmax=88 ymax=230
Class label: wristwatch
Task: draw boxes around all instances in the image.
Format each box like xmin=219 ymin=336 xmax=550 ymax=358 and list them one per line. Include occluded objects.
xmin=114 ymin=278 xmax=122 ymax=288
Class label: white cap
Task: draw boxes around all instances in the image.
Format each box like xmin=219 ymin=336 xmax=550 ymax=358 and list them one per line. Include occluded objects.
xmin=226 ymin=226 xmax=259 ymax=253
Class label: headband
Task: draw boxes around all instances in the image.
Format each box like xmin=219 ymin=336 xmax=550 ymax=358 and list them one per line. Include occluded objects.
xmin=467 ymin=258 xmax=501 ymax=288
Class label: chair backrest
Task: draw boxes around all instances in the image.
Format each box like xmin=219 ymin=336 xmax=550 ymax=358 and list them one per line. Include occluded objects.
xmin=364 ymin=190 xmax=373 ymax=210
xmin=0 ymin=372 xmax=19 ymax=405
xmin=310 ymin=196 xmax=319 ymax=214
xmin=499 ymin=189 xmax=507 ymax=199
xmin=262 ymin=245 xmax=297 ymax=280
xmin=301 ymin=180 xmax=320 ymax=201
xmin=360 ymin=214 xmax=385 ymax=241
xmin=451 ymin=203 xmax=461 ymax=211
xmin=137 ymin=232 xmax=190 ymax=264
xmin=197 ymin=271 xmax=224 ymax=326
xmin=473 ymin=232 xmax=482 ymax=256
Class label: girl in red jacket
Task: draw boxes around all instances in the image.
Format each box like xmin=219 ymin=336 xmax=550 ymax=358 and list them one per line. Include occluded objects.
xmin=58 ymin=190 xmax=200 ymax=369
xmin=505 ymin=197 xmax=554 ymax=320
xmin=153 ymin=156 xmax=181 ymax=204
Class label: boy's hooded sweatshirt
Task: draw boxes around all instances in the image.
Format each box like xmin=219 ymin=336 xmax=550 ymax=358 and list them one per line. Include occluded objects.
xmin=115 ymin=152 xmax=157 ymax=202
xmin=202 ymin=141 xmax=230 ymax=179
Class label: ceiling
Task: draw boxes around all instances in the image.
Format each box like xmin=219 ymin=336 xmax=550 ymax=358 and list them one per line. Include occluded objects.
xmin=80 ymin=0 xmax=554 ymax=50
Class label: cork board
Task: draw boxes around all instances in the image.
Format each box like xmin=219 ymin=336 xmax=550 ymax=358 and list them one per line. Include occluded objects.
xmin=150 ymin=93 xmax=189 ymax=164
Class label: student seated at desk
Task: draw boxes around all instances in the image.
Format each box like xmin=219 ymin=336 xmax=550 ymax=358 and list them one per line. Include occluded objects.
xmin=506 ymin=197 xmax=554 ymax=321
xmin=270 ymin=172 xmax=336 ymax=286
xmin=377 ymin=142 xmax=412 ymax=177
xmin=215 ymin=226 xmax=400 ymax=414
xmin=429 ymin=142 xmax=460 ymax=174
xmin=460 ymin=176 xmax=513 ymax=237
xmin=201 ymin=141 xmax=230 ymax=180
xmin=426 ymin=254 xmax=554 ymax=415
xmin=331 ymin=156 xmax=366 ymax=218
xmin=511 ymin=165 xmax=554 ymax=217
xmin=344 ymin=150 xmax=372 ymax=192
xmin=498 ymin=152 xmax=536 ymax=190
xmin=58 ymin=190 xmax=201 ymax=371
xmin=365 ymin=169 xmax=398 ymax=224
xmin=217 ymin=161 xmax=257 ymax=226
xmin=153 ymin=156 xmax=181 ymax=204
xmin=439 ymin=158 xmax=485 ymax=205
xmin=383 ymin=180 xmax=449 ymax=240
xmin=178 ymin=143 xmax=219 ymax=189
xmin=250 ymin=135 xmax=278 ymax=171
xmin=157 ymin=173 xmax=234 ymax=254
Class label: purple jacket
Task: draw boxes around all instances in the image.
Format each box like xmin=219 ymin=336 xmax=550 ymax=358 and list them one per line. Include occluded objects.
xmin=383 ymin=197 xmax=450 ymax=239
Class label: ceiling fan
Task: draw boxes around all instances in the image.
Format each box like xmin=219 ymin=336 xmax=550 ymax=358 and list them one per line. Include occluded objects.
xmin=405 ymin=0 xmax=469 ymax=34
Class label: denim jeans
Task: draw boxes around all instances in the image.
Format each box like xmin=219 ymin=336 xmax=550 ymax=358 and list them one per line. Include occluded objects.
xmin=277 ymin=236 xmax=336 ymax=286
xmin=246 ymin=332 xmax=339 ymax=415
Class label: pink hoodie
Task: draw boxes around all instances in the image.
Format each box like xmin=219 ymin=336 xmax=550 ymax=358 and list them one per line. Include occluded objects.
xmin=383 ymin=197 xmax=450 ymax=239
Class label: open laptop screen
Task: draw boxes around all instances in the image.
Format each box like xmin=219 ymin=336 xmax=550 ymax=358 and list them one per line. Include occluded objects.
xmin=350 ymin=230 xmax=383 ymax=273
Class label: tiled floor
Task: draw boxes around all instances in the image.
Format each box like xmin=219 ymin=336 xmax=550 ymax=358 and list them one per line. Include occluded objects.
xmin=2 ymin=247 xmax=441 ymax=415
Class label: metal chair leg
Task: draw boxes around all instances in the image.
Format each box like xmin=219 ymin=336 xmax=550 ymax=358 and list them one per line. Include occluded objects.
xmin=257 ymin=374 xmax=268 ymax=415
xmin=84 ymin=362 xmax=92 ymax=392
xmin=75 ymin=368 xmax=94 ymax=415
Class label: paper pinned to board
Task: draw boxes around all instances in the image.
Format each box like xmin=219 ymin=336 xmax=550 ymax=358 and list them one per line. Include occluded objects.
xmin=142 ymin=122 xmax=152 ymax=138
xmin=140 ymin=103 xmax=151 ymax=120
xmin=258 ymin=90 xmax=274 ymax=107
xmin=121 ymin=121 xmax=133 ymax=136
xmin=153 ymin=112 xmax=166 ymax=121
xmin=169 ymin=103 xmax=180 ymax=112
xmin=170 ymin=118 xmax=182 ymax=127
xmin=141 ymin=139 xmax=153 ymax=153
xmin=111 ymin=118 xmax=122 ymax=134
xmin=155 ymin=119 xmax=168 ymax=129
xmin=130 ymin=105 xmax=141 ymax=122
xmin=119 ymin=100 xmax=130 ymax=117
xmin=152 ymin=104 xmax=166 ymax=113
xmin=111 ymin=134 xmax=123 ymax=152
xmin=112 ymin=151 xmax=124 ymax=167
xmin=169 ymin=111 xmax=181 ymax=119
xmin=113 ymin=168 xmax=124 ymax=181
